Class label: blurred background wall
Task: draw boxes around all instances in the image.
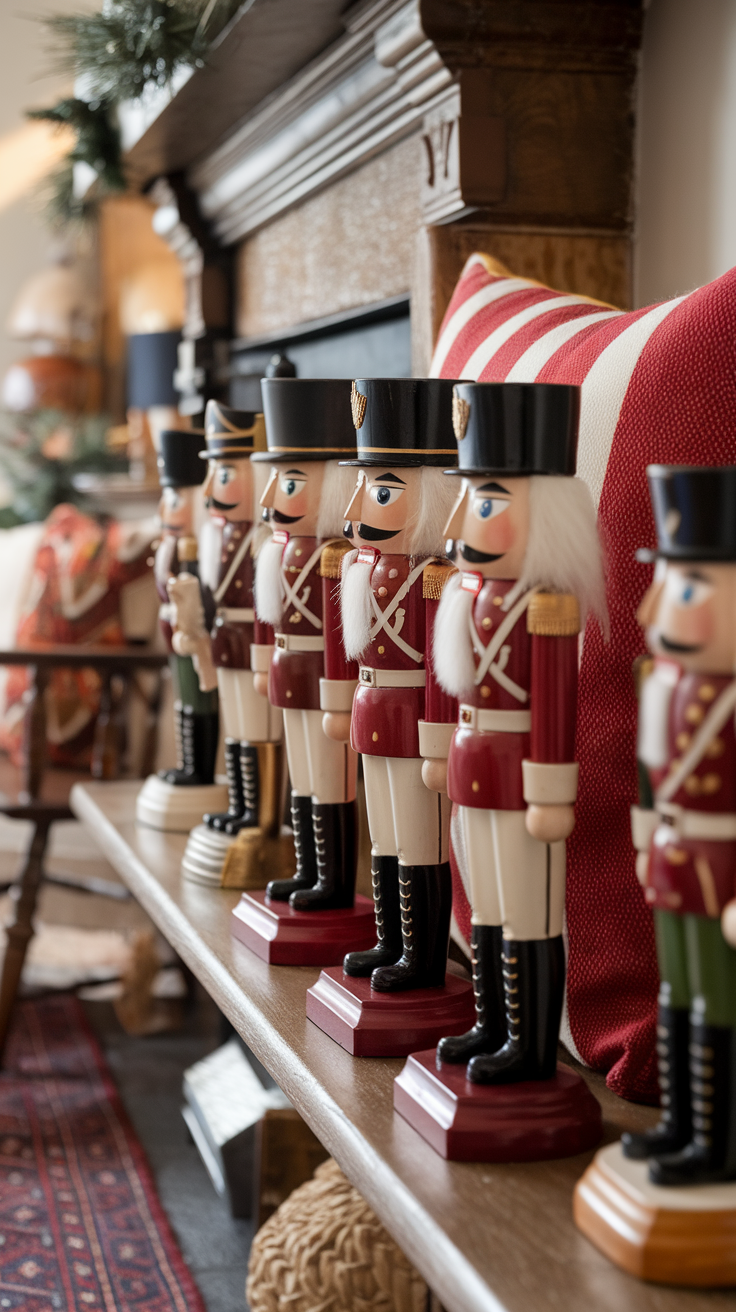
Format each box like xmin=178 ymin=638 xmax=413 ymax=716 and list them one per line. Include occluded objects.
xmin=636 ymin=0 xmax=736 ymax=306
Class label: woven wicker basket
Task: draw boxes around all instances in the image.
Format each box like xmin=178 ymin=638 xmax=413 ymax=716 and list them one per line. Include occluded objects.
xmin=247 ymin=1158 xmax=428 ymax=1312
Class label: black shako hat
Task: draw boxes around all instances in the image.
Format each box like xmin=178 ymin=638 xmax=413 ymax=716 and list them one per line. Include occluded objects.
xmin=638 ymin=465 xmax=736 ymax=563
xmin=342 ymin=378 xmax=458 ymax=467
xmin=448 ymin=381 xmax=579 ymax=477
xmin=253 ymin=378 xmax=356 ymax=462
xmin=158 ymin=429 xmax=207 ymax=488
xmin=200 ymin=400 xmax=266 ymax=460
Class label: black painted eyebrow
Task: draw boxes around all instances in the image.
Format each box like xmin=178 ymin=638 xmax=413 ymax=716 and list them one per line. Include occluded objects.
xmin=374 ymin=472 xmax=406 ymax=485
xmin=284 ymin=468 xmax=306 ymax=475
xmin=477 ymin=481 xmax=510 ymax=495
xmin=685 ymin=569 xmax=709 ymax=582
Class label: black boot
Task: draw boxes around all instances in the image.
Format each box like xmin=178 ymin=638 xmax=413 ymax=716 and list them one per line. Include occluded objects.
xmin=370 ymin=862 xmax=452 ymax=993
xmin=159 ymin=701 xmax=185 ymax=782
xmin=437 ymin=925 xmax=505 ymax=1065
xmin=622 ymin=1006 xmax=691 ymax=1160
xmin=467 ymin=936 xmax=565 ymax=1084
xmin=204 ymin=739 xmax=243 ymax=830
xmin=266 ymin=794 xmax=318 ymax=901
xmin=649 ymin=1024 xmax=736 ymax=1185
xmin=225 ymin=746 xmax=260 ymax=834
xmin=289 ymin=802 xmax=357 ymax=911
xmin=343 ymin=855 xmax=402 ymax=976
xmin=160 ymin=705 xmax=199 ymax=784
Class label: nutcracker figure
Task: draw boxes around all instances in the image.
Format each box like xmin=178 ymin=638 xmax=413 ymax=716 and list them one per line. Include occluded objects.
xmin=136 ymin=427 xmax=225 ymax=831
xmin=393 ymin=381 xmax=605 ymax=1157
xmin=621 ymin=466 xmax=736 ymax=1185
xmin=179 ymin=400 xmax=284 ymax=886
xmin=574 ymin=468 xmax=736 ymax=1285
xmin=428 ymin=381 xmax=607 ymax=1083
xmin=304 ymin=378 xmax=477 ymax=1056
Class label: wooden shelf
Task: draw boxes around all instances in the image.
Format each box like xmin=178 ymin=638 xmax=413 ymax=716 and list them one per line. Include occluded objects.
xmin=71 ymin=780 xmax=731 ymax=1312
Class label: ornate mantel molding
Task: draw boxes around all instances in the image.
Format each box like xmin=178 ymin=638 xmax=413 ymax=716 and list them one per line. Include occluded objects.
xmin=189 ymin=0 xmax=504 ymax=242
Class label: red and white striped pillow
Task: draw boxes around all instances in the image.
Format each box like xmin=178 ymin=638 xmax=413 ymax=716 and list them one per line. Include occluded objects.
xmin=432 ymin=253 xmax=736 ymax=1102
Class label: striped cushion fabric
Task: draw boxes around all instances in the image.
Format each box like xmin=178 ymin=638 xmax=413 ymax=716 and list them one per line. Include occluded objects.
xmin=432 ymin=253 xmax=736 ymax=1102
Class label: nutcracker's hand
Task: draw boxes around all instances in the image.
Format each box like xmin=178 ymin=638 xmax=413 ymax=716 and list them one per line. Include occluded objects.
xmin=422 ymin=758 xmax=448 ymax=794
xmin=635 ymin=851 xmax=650 ymax=887
xmin=322 ymin=711 xmax=352 ymax=742
xmin=722 ymin=899 xmax=736 ymax=948
xmin=254 ymin=672 xmax=269 ymax=698
xmin=526 ymin=804 xmax=575 ymax=843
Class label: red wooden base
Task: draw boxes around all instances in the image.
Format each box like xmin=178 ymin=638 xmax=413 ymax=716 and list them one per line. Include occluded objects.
xmin=394 ymin=1048 xmax=603 ymax=1161
xmin=306 ymin=967 xmax=475 ymax=1057
xmin=230 ymin=891 xmax=376 ymax=965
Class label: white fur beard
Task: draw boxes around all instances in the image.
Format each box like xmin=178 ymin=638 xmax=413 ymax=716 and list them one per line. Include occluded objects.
xmin=433 ymin=573 xmax=476 ymax=698
xmin=254 ymin=533 xmax=285 ymax=626
xmin=340 ymin=554 xmax=373 ymax=660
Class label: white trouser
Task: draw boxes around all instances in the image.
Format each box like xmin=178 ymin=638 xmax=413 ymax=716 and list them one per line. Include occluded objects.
xmin=363 ymin=755 xmax=451 ymax=867
xmin=217 ymin=668 xmax=282 ymax=743
xmin=283 ymin=708 xmax=357 ymax=805
xmin=458 ymin=806 xmax=566 ymax=942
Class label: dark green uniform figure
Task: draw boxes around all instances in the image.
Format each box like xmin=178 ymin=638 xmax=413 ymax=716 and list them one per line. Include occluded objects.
xmin=155 ymin=429 xmax=219 ymax=786
xmin=625 ymin=465 xmax=736 ymax=1186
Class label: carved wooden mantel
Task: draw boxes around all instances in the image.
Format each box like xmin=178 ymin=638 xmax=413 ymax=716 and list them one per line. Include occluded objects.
xmin=124 ymin=0 xmax=644 ymax=377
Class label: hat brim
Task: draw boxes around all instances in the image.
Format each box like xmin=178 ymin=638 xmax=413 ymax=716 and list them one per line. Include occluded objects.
xmin=443 ymin=466 xmax=570 ymax=477
xmin=340 ymin=455 xmax=456 ymax=468
xmin=251 ymin=451 xmax=352 ymax=463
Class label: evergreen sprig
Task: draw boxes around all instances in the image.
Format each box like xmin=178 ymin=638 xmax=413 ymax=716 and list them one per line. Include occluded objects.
xmin=43 ymin=0 xmax=241 ymax=104
xmin=0 ymin=411 xmax=126 ymax=527
xmin=28 ymin=97 xmax=125 ymax=227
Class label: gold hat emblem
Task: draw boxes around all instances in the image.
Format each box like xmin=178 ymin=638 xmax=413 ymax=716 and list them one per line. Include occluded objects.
xmin=351 ymin=381 xmax=367 ymax=429
xmin=452 ymin=391 xmax=470 ymax=441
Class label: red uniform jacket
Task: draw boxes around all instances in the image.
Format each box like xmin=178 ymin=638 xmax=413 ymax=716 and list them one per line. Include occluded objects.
xmin=202 ymin=520 xmax=267 ymax=672
xmin=342 ymin=549 xmax=456 ymax=759
xmin=446 ymin=576 xmax=579 ymax=811
xmin=645 ymin=670 xmax=736 ymax=918
xmin=268 ymin=532 xmax=355 ymax=711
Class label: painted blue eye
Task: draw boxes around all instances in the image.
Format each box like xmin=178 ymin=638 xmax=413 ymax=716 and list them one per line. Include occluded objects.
xmin=376 ymin=487 xmax=391 ymax=505
xmin=682 ymin=584 xmax=695 ymax=602
xmin=478 ymin=499 xmax=493 ymax=519
xmin=286 ymin=479 xmax=296 ymax=495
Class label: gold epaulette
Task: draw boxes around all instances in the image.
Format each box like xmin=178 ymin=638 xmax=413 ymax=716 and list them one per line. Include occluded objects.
xmin=320 ymin=539 xmax=353 ymax=579
xmin=423 ymin=560 xmax=458 ymax=600
xmin=527 ymin=591 xmax=580 ymax=637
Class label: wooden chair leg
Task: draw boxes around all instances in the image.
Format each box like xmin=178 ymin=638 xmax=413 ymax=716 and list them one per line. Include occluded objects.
xmin=0 ymin=818 xmax=51 ymax=1063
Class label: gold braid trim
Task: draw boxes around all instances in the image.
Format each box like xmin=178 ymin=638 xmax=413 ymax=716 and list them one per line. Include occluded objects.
xmin=320 ymin=539 xmax=353 ymax=579
xmin=423 ymin=560 xmax=458 ymax=600
xmin=527 ymin=591 xmax=580 ymax=637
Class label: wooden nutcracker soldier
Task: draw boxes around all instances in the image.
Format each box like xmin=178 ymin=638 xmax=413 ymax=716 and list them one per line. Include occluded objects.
xmin=622 ymin=465 xmax=736 ymax=1185
xmin=178 ymin=401 xmax=284 ymax=887
xmin=136 ymin=428 xmax=225 ymax=831
xmin=574 ymin=467 xmax=736 ymax=1286
xmin=199 ymin=400 xmax=283 ymax=836
xmin=248 ymin=377 xmax=361 ymax=910
xmin=231 ymin=378 xmax=377 ymax=964
xmin=304 ymin=378 xmax=477 ymax=1056
xmin=426 ymin=381 xmax=607 ymax=1085
xmin=393 ymin=381 xmax=604 ymax=1163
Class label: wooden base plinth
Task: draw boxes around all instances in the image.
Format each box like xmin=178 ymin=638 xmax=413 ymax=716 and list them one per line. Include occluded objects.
xmin=136 ymin=775 xmax=228 ymax=834
xmin=394 ymin=1049 xmax=603 ymax=1161
xmin=230 ymin=892 xmax=376 ymax=965
xmin=574 ymin=1142 xmax=736 ymax=1286
xmin=306 ymin=969 xmax=475 ymax=1057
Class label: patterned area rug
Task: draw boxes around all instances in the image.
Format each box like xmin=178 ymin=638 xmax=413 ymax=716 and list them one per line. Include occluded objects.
xmin=0 ymin=994 xmax=206 ymax=1312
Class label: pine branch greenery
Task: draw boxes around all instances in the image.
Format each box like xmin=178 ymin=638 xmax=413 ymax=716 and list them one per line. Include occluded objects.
xmin=42 ymin=0 xmax=242 ymax=104
xmin=0 ymin=411 xmax=126 ymax=527
xmin=28 ymin=98 xmax=125 ymax=227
